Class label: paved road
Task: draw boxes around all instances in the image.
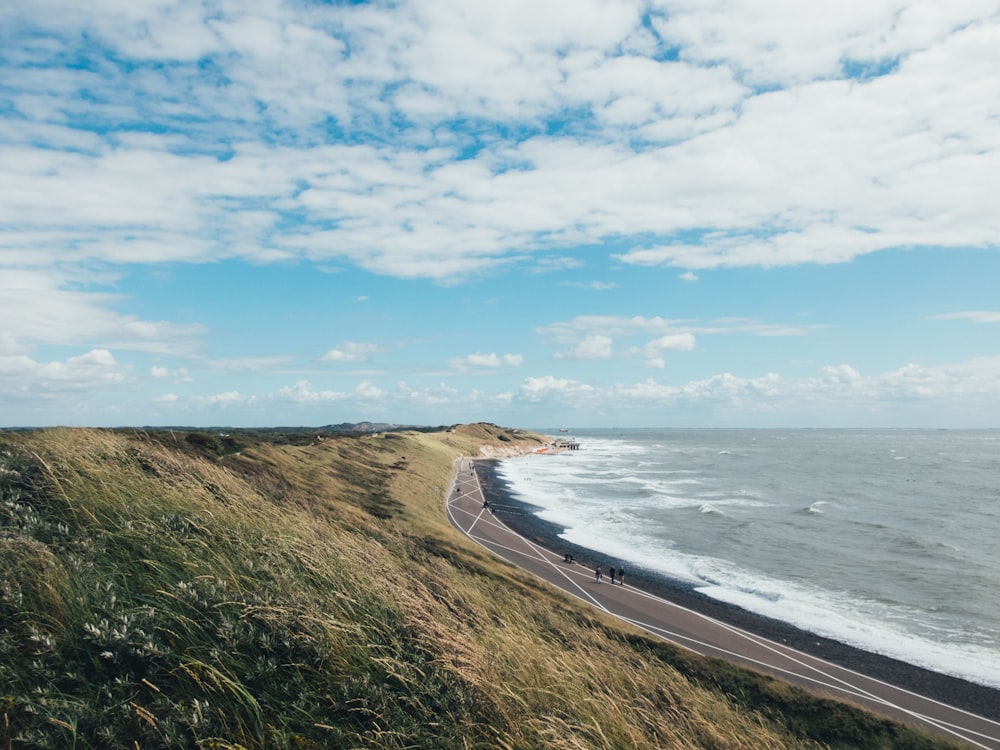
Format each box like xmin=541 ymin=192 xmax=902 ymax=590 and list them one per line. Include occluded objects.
xmin=446 ymin=458 xmax=1000 ymax=749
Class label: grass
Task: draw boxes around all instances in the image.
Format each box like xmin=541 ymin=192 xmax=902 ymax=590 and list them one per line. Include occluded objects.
xmin=0 ymin=424 xmax=965 ymax=749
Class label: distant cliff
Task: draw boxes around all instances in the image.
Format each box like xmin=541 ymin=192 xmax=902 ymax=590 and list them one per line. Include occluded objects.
xmin=319 ymin=421 xmax=419 ymax=433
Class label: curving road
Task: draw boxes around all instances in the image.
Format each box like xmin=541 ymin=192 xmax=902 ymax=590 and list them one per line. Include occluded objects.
xmin=446 ymin=458 xmax=1000 ymax=749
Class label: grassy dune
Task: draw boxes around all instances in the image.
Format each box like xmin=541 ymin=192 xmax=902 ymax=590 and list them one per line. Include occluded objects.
xmin=0 ymin=424 xmax=961 ymax=749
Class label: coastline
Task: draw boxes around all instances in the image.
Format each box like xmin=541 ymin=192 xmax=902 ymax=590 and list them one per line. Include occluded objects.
xmin=474 ymin=457 xmax=1000 ymax=722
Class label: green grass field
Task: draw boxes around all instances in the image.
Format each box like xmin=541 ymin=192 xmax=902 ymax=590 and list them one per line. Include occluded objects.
xmin=0 ymin=424 xmax=963 ymax=749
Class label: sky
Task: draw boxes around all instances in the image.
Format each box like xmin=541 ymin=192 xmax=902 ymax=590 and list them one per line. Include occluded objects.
xmin=2 ymin=0 xmax=1000 ymax=429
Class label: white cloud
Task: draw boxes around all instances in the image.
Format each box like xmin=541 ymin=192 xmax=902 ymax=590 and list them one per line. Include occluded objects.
xmin=651 ymin=0 xmax=997 ymax=87
xmin=278 ymin=380 xmax=347 ymax=403
xmin=150 ymin=365 xmax=191 ymax=381
xmin=0 ymin=348 xmax=131 ymax=408
xmin=472 ymin=354 xmax=502 ymax=368
xmin=390 ymin=0 xmax=644 ymax=121
xmin=605 ymin=370 xmax=792 ymax=413
xmin=647 ymin=332 xmax=696 ymax=352
xmin=4 ymin=0 xmax=996 ymax=288
xmin=613 ymin=378 xmax=681 ymax=401
xmin=542 ymin=315 xmax=809 ymax=350
xmin=3 ymin=0 xmax=1000 ymax=428
xmin=541 ymin=315 xmax=683 ymax=342
xmin=355 ymin=380 xmax=384 ymax=399
xmin=563 ymin=280 xmax=620 ymax=290
xmin=819 ymin=364 xmax=863 ymax=384
xmin=599 ymin=357 xmax=1000 ymax=423
xmin=555 ymin=334 xmax=614 ymax=361
xmin=73 ymin=349 xmax=115 ymax=367
xmin=196 ymin=391 xmax=250 ymax=406
xmin=209 ymin=356 xmax=292 ymax=373
xmin=565 ymin=53 xmax=747 ymax=134
xmin=527 ymin=256 xmax=586 ymax=274
xmin=450 ymin=352 xmax=524 ymax=371
xmin=931 ymin=311 xmax=1000 ymax=324
xmin=517 ymin=375 xmax=596 ymax=403
xmin=322 ymin=341 xmax=380 ymax=362
xmin=0 ymin=269 xmax=207 ymax=356
xmin=393 ymin=380 xmax=460 ymax=407
xmin=0 ymin=332 xmax=21 ymax=357
xmin=644 ymin=332 xmax=696 ymax=367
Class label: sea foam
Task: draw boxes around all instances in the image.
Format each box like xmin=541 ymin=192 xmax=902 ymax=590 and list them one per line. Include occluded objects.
xmin=498 ymin=428 xmax=1000 ymax=689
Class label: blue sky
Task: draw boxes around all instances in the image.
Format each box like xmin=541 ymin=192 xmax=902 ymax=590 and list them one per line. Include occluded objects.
xmin=3 ymin=0 xmax=1000 ymax=428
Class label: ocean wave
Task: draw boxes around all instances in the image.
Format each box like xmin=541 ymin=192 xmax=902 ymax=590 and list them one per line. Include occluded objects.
xmin=499 ymin=428 xmax=1000 ymax=687
xmin=696 ymin=580 xmax=1000 ymax=689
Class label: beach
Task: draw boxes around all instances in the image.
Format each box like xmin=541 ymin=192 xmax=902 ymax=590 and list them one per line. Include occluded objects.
xmin=474 ymin=457 xmax=1000 ymax=722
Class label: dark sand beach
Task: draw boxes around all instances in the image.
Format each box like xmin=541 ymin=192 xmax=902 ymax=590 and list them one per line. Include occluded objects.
xmin=474 ymin=458 xmax=1000 ymax=722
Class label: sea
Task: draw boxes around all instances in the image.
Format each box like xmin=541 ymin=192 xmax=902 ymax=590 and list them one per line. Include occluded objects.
xmin=495 ymin=428 xmax=1000 ymax=689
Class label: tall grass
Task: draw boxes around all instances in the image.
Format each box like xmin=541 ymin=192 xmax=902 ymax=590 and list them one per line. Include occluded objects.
xmin=0 ymin=426 xmax=962 ymax=749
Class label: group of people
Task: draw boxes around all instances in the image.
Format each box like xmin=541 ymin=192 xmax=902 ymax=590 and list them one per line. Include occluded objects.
xmin=594 ymin=564 xmax=625 ymax=585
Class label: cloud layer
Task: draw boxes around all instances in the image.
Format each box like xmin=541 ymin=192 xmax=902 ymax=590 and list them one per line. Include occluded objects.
xmin=3 ymin=0 xmax=1000 ymax=426
xmin=6 ymin=0 xmax=998 ymax=280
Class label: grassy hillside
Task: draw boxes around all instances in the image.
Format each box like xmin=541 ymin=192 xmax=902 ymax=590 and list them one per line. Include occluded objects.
xmin=0 ymin=424 xmax=961 ymax=749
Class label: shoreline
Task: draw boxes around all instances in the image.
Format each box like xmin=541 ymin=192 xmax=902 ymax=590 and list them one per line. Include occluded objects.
xmin=474 ymin=457 xmax=1000 ymax=722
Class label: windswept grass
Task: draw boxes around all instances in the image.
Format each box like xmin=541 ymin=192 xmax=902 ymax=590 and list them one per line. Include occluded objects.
xmin=0 ymin=425 xmax=962 ymax=749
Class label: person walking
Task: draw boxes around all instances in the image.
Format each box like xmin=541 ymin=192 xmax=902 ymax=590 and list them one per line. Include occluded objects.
xmin=609 ymin=566 xmax=616 ymax=584
xmin=595 ymin=565 xmax=602 ymax=583
xmin=618 ymin=566 xmax=625 ymax=585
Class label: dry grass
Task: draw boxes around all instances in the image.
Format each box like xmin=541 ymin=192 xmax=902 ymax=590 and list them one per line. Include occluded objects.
xmin=0 ymin=425 xmax=961 ymax=749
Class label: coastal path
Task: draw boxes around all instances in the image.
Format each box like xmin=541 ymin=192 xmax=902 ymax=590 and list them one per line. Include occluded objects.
xmin=446 ymin=458 xmax=1000 ymax=749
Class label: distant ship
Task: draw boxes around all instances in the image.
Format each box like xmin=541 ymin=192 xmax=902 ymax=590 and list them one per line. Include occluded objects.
xmin=559 ymin=427 xmax=570 ymax=433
